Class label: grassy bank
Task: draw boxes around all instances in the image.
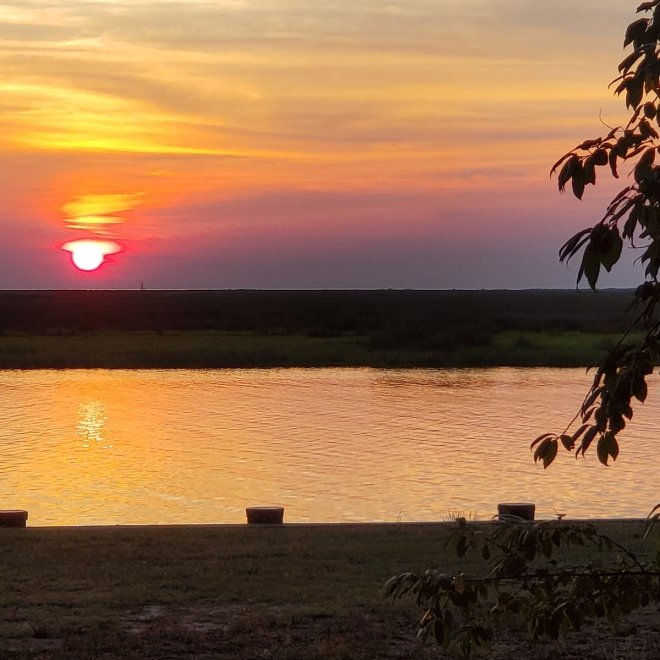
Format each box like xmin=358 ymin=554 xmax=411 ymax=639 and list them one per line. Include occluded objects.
xmin=0 ymin=329 xmax=641 ymax=369
xmin=0 ymin=521 xmax=656 ymax=658
xmin=0 ymin=289 xmax=641 ymax=368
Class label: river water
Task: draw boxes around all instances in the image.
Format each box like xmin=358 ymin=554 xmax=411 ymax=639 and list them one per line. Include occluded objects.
xmin=0 ymin=368 xmax=657 ymax=525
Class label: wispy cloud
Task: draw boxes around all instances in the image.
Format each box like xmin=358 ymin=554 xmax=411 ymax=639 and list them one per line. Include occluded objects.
xmin=1 ymin=0 xmax=631 ymax=160
xmin=0 ymin=0 xmax=641 ymax=287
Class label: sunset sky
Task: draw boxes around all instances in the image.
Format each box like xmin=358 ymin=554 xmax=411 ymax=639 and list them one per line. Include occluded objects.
xmin=0 ymin=0 xmax=646 ymax=288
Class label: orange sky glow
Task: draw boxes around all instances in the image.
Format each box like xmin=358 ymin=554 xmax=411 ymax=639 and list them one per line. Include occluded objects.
xmin=0 ymin=0 xmax=645 ymax=288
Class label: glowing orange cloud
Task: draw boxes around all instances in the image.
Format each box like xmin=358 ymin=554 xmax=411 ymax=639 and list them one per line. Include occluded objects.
xmin=62 ymin=193 xmax=143 ymax=232
xmin=62 ymin=193 xmax=144 ymax=218
xmin=58 ymin=193 xmax=141 ymax=270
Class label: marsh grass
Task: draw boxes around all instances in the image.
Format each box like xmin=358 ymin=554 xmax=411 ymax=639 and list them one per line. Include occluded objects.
xmin=0 ymin=332 xmax=369 ymax=369
xmin=0 ymin=329 xmax=645 ymax=369
xmin=0 ymin=289 xmax=643 ymax=368
xmin=0 ymin=521 xmax=656 ymax=658
xmin=487 ymin=330 xmax=646 ymax=367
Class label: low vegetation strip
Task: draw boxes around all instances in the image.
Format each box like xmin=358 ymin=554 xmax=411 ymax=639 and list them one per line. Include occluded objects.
xmin=0 ymin=329 xmax=639 ymax=369
xmin=0 ymin=521 xmax=656 ymax=658
xmin=0 ymin=290 xmax=636 ymax=335
xmin=0 ymin=289 xmax=639 ymax=368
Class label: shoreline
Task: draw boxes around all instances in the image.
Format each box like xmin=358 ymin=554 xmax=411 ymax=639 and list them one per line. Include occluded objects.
xmin=12 ymin=517 xmax=651 ymax=531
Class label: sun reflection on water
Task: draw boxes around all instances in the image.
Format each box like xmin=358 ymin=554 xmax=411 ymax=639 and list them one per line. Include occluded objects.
xmin=76 ymin=399 xmax=111 ymax=449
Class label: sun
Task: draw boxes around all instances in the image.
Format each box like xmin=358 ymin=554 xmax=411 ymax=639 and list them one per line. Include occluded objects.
xmin=62 ymin=240 xmax=122 ymax=272
xmin=71 ymin=242 xmax=104 ymax=271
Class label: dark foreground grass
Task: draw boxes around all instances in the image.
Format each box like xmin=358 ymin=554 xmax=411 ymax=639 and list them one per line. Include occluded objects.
xmin=0 ymin=521 xmax=657 ymax=658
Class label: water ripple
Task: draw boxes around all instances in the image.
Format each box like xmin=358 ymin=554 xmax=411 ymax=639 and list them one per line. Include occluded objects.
xmin=0 ymin=367 xmax=657 ymax=525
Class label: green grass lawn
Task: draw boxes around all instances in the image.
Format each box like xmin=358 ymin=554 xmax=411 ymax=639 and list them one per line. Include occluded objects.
xmin=0 ymin=521 xmax=656 ymax=658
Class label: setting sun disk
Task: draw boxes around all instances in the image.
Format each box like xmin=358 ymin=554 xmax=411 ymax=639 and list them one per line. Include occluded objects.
xmin=62 ymin=240 xmax=122 ymax=272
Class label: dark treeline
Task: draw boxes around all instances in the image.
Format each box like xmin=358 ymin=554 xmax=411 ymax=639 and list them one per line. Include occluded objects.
xmin=0 ymin=289 xmax=636 ymax=342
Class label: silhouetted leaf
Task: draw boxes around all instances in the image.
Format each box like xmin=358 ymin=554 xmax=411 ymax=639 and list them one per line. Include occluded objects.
xmin=608 ymin=435 xmax=620 ymax=461
xmin=597 ymin=433 xmax=619 ymax=465
xmin=643 ymin=503 xmax=660 ymax=540
xmin=613 ymin=75 xmax=631 ymax=96
xmin=609 ymin=148 xmax=620 ymax=177
xmin=579 ymin=426 xmax=599 ymax=456
xmin=622 ymin=402 xmax=634 ymax=419
xmin=624 ymin=19 xmax=648 ymax=48
xmin=634 ymin=147 xmax=655 ymax=182
xmin=610 ymin=413 xmax=626 ymax=433
xmin=620 ymin=50 xmax=644 ymax=74
xmin=626 ymin=76 xmax=645 ymax=109
xmin=593 ymin=148 xmax=609 ymax=166
xmin=639 ymin=118 xmax=659 ymax=139
xmin=623 ymin=203 xmax=640 ymax=238
xmin=534 ymin=438 xmax=558 ymax=469
xmin=557 ymin=155 xmax=578 ymax=193
xmin=577 ymin=138 xmax=602 ymax=150
xmin=559 ymin=434 xmax=574 ymax=451
xmin=583 ymin=156 xmax=596 ymax=186
xmin=559 ymin=228 xmax=592 ymax=263
xmin=633 ymin=376 xmax=648 ymax=401
xmin=580 ymin=249 xmax=601 ymax=290
xmin=581 ymin=386 xmax=604 ymax=412
xmin=531 ymin=432 xmax=555 ymax=449
xmin=550 ymin=152 xmax=574 ymax=176
xmin=570 ymin=423 xmax=590 ymax=445
xmin=571 ymin=162 xmax=586 ymax=199
xmin=601 ymin=229 xmax=623 ymax=271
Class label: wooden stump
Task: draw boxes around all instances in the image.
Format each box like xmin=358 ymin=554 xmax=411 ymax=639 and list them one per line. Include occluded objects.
xmin=246 ymin=506 xmax=284 ymax=525
xmin=0 ymin=510 xmax=28 ymax=528
xmin=497 ymin=503 xmax=535 ymax=522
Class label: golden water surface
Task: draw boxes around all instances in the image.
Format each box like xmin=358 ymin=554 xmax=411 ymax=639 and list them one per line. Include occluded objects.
xmin=0 ymin=368 xmax=657 ymax=525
